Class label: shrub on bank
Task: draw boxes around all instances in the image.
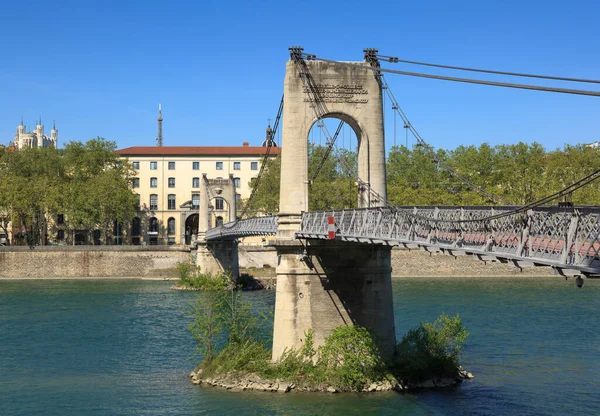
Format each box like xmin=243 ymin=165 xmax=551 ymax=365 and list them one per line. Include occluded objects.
xmin=392 ymin=313 xmax=469 ymax=383
xmin=176 ymin=260 xmax=231 ymax=291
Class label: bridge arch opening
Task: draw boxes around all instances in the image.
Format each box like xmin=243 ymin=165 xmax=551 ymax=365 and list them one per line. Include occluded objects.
xmin=306 ymin=114 xmax=362 ymax=210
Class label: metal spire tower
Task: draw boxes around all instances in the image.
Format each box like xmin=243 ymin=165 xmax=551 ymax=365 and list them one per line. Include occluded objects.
xmin=156 ymin=104 xmax=163 ymax=147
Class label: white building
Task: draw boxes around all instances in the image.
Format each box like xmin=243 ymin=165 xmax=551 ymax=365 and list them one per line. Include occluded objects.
xmin=12 ymin=119 xmax=58 ymax=149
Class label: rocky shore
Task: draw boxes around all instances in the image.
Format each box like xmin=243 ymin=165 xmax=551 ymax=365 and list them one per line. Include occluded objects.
xmin=189 ymin=367 xmax=474 ymax=393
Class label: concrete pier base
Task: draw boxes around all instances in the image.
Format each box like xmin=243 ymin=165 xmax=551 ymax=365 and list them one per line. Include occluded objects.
xmin=272 ymin=239 xmax=396 ymax=361
xmin=196 ymin=241 xmax=239 ymax=279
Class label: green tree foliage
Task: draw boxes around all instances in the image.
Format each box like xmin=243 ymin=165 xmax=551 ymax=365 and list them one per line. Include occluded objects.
xmin=187 ymin=274 xmax=260 ymax=364
xmin=0 ymin=137 xmax=138 ymax=245
xmin=245 ymin=141 xmax=600 ymax=214
xmin=387 ymin=142 xmax=600 ymax=206
xmin=393 ymin=313 xmax=468 ymax=383
xmin=244 ymin=144 xmax=359 ymax=216
xmin=317 ymin=326 xmax=385 ymax=391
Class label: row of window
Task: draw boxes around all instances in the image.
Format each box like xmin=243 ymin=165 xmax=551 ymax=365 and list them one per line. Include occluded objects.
xmin=132 ymin=161 xmax=259 ymax=171
xmin=133 ymin=177 xmax=242 ymax=188
xmin=146 ymin=195 xmax=227 ymax=211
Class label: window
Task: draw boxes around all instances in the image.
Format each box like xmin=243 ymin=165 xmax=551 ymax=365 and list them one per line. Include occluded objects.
xmin=236 ymin=193 xmax=241 ymax=203
xmin=233 ymin=177 xmax=241 ymax=188
xmin=216 ymin=216 xmax=224 ymax=227
xmin=251 ymin=161 xmax=258 ymax=170
xmin=168 ymin=194 xmax=176 ymax=210
xmin=149 ymin=217 xmax=159 ymax=232
xmin=150 ymin=177 xmax=157 ymax=188
xmin=57 ymin=214 xmax=64 ymax=225
xmin=216 ymin=161 xmax=223 ymax=170
xmin=136 ymin=194 xmax=140 ymax=207
xmin=215 ymin=197 xmax=224 ymax=210
xmin=150 ymin=194 xmax=158 ymax=210
xmin=192 ymin=161 xmax=200 ymax=170
xmin=132 ymin=161 xmax=140 ymax=170
xmin=168 ymin=177 xmax=175 ymax=188
xmin=192 ymin=194 xmax=200 ymax=209
xmin=168 ymin=161 xmax=175 ymax=170
xmin=131 ymin=217 xmax=141 ymax=236
xmin=132 ymin=178 xmax=140 ymax=188
xmin=150 ymin=161 xmax=157 ymax=170
xmin=233 ymin=161 xmax=241 ymax=170
xmin=167 ymin=217 xmax=176 ymax=235
xmin=57 ymin=229 xmax=64 ymax=240
xmin=192 ymin=177 xmax=200 ymax=188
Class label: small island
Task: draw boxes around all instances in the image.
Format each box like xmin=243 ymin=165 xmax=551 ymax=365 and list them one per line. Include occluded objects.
xmin=181 ymin=269 xmax=473 ymax=393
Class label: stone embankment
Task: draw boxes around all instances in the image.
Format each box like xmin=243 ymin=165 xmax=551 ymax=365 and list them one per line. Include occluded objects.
xmin=241 ymin=246 xmax=553 ymax=278
xmin=0 ymin=246 xmax=190 ymax=279
xmin=0 ymin=244 xmax=552 ymax=279
xmin=188 ymin=367 xmax=474 ymax=393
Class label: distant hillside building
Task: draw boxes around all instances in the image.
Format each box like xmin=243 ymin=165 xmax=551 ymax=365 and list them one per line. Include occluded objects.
xmin=12 ymin=119 xmax=58 ymax=149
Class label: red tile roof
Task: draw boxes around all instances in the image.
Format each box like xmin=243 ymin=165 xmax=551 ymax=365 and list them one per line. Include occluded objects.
xmin=116 ymin=145 xmax=281 ymax=157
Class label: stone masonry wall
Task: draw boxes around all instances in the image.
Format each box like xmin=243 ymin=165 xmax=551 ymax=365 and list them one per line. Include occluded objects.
xmin=238 ymin=246 xmax=553 ymax=277
xmin=391 ymin=249 xmax=553 ymax=277
xmin=0 ymin=246 xmax=554 ymax=279
xmin=0 ymin=246 xmax=192 ymax=278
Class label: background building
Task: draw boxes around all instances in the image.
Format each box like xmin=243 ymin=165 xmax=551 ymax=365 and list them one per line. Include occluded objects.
xmin=116 ymin=141 xmax=280 ymax=245
xmin=12 ymin=119 xmax=58 ymax=149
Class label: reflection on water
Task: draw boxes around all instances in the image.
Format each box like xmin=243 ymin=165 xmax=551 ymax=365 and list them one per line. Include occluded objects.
xmin=1 ymin=277 xmax=599 ymax=415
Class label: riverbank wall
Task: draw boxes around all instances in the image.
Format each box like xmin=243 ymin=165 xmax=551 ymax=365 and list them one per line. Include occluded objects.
xmin=0 ymin=245 xmax=553 ymax=279
xmin=0 ymin=246 xmax=191 ymax=279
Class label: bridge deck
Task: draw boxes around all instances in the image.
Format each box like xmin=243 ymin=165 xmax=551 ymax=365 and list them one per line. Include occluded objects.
xmin=205 ymin=206 xmax=600 ymax=277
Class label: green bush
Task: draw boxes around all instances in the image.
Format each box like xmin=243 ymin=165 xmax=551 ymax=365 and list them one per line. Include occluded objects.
xmin=392 ymin=313 xmax=468 ymax=383
xmin=317 ymin=326 xmax=385 ymax=390
xmin=201 ymin=340 xmax=271 ymax=377
xmin=176 ymin=260 xmax=231 ymax=291
xmin=188 ymin=283 xmax=261 ymax=365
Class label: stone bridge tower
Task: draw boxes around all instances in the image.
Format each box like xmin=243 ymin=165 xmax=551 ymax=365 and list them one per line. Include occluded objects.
xmin=196 ymin=174 xmax=239 ymax=278
xmin=272 ymin=50 xmax=396 ymax=361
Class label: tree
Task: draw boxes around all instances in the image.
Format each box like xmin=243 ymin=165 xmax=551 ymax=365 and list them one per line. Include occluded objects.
xmin=0 ymin=137 xmax=138 ymax=245
xmin=244 ymin=144 xmax=360 ymax=215
xmin=60 ymin=138 xmax=138 ymax=243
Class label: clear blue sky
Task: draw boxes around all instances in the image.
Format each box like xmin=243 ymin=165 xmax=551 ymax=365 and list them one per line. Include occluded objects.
xmin=1 ymin=0 xmax=598 ymax=152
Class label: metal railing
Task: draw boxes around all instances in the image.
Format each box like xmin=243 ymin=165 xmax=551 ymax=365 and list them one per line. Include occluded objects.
xmin=204 ymin=216 xmax=278 ymax=241
xmin=296 ymin=206 xmax=600 ymax=276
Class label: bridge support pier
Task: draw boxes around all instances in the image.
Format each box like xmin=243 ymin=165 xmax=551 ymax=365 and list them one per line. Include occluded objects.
xmin=272 ymin=239 xmax=396 ymax=361
xmin=196 ymin=241 xmax=239 ymax=279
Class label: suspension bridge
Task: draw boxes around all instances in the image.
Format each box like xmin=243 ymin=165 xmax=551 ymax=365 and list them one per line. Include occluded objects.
xmin=196 ymin=48 xmax=600 ymax=360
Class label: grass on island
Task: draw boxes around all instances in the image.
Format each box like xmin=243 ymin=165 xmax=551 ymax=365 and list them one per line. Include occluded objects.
xmin=186 ymin=270 xmax=469 ymax=392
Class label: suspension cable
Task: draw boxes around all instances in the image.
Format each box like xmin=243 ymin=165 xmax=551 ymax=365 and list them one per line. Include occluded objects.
xmin=290 ymin=48 xmax=600 ymax=223
xmin=375 ymin=54 xmax=600 ymax=85
xmin=290 ymin=47 xmax=355 ymax=189
xmin=407 ymin=167 xmax=600 ymax=225
xmin=303 ymin=54 xmax=600 ymax=97
xmin=362 ymin=49 xmax=515 ymax=206
xmin=309 ymin=120 xmax=344 ymax=184
xmin=239 ymin=94 xmax=284 ymax=218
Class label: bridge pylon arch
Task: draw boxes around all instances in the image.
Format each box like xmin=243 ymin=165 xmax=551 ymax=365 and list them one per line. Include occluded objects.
xmin=277 ymin=58 xmax=387 ymax=239
xmin=272 ymin=54 xmax=395 ymax=362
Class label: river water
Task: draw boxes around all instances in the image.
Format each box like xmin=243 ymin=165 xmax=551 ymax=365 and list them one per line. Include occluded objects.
xmin=1 ymin=277 xmax=598 ymax=415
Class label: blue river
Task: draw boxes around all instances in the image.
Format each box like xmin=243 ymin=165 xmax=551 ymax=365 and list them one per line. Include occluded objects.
xmin=1 ymin=277 xmax=599 ymax=415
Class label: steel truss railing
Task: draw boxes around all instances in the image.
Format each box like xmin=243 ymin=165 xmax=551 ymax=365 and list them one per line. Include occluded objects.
xmin=296 ymin=206 xmax=600 ymax=276
xmin=204 ymin=216 xmax=278 ymax=241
